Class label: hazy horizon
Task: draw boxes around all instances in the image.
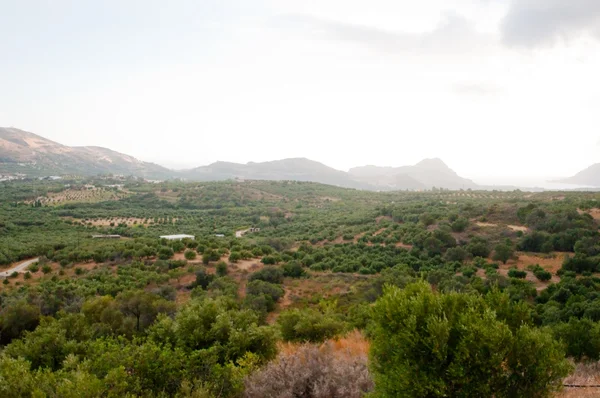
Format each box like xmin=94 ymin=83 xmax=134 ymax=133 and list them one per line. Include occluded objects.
xmin=2 ymin=1 xmax=600 ymax=181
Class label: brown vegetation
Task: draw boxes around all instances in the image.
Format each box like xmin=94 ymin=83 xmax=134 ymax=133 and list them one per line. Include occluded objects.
xmin=245 ymin=331 xmax=372 ymax=398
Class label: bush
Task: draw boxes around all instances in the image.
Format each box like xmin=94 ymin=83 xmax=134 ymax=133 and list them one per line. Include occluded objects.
xmin=445 ymin=247 xmax=469 ymax=263
xmin=370 ymin=282 xmax=572 ymax=398
xmin=24 ymin=272 xmax=31 ymax=280
xmin=278 ymin=308 xmax=346 ymax=343
xmin=508 ymin=268 xmax=527 ymax=279
xmin=249 ymin=267 xmax=284 ymax=284
xmin=246 ymin=280 xmax=284 ymax=312
xmin=28 ymin=263 xmax=39 ymax=273
xmin=193 ymin=268 xmax=215 ymax=290
xmin=261 ymin=256 xmax=277 ymax=265
xmin=184 ymin=250 xmax=197 ymax=260
xmin=244 ymin=343 xmax=373 ymax=398
xmin=451 ymin=217 xmax=469 ymax=233
xmin=41 ymin=265 xmax=52 ymax=274
xmin=216 ymin=261 xmax=228 ymax=277
xmin=283 ymin=261 xmax=306 ymax=278
xmin=229 ymin=252 xmax=242 ymax=263
xmin=158 ymin=247 xmax=174 ymax=260
xmin=533 ymin=267 xmax=552 ymax=282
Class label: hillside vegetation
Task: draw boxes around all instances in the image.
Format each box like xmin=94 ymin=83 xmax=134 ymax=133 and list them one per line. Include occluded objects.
xmin=2 ymin=177 xmax=600 ymax=396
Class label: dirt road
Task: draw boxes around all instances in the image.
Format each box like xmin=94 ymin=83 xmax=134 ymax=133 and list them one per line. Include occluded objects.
xmin=0 ymin=257 xmax=40 ymax=278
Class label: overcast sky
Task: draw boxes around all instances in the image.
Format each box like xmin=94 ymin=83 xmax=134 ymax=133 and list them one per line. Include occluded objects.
xmin=1 ymin=0 xmax=600 ymax=182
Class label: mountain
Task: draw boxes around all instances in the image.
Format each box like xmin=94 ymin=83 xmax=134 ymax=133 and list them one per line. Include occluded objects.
xmin=0 ymin=127 xmax=172 ymax=178
xmin=349 ymin=158 xmax=477 ymax=190
xmin=183 ymin=158 xmax=378 ymax=190
xmin=0 ymin=127 xmax=477 ymax=191
xmin=556 ymin=164 xmax=600 ymax=187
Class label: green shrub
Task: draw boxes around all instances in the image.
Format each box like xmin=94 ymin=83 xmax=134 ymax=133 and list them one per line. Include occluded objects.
xmin=216 ymin=261 xmax=228 ymax=277
xmin=28 ymin=263 xmax=39 ymax=273
xmin=370 ymin=282 xmax=571 ymax=398
xmin=283 ymin=262 xmax=306 ymax=278
xmin=184 ymin=250 xmax=197 ymax=260
xmin=508 ymin=268 xmax=527 ymax=279
xmin=278 ymin=308 xmax=345 ymax=343
xmin=249 ymin=267 xmax=284 ymax=284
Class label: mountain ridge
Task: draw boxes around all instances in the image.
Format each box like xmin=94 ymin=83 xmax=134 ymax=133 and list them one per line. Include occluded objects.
xmin=1 ymin=127 xmax=478 ymax=191
xmin=556 ymin=163 xmax=600 ymax=187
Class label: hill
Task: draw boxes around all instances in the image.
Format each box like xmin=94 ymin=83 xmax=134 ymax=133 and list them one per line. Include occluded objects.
xmin=0 ymin=127 xmax=172 ymax=179
xmin=0 ymin=128 xmax=477 ymax=191
xmin=349 ymin=158 xmax=477 ymax=190
xmin=183 ymin=158 xmax=378 ymax=190
xmin=556 ymin=163 xmax=600 ymax=187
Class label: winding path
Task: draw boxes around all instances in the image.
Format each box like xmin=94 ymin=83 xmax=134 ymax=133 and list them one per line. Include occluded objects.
xmin=0 ymin=257 xmax=40 ymax=278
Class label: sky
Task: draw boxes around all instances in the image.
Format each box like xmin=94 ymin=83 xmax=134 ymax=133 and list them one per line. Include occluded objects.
xmin=1 ymin=0 xmax=600 ymax=183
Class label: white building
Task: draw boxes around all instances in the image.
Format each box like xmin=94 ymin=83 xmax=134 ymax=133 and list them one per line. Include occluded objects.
xmin=160 ymin=234 xmax=195 ymax=241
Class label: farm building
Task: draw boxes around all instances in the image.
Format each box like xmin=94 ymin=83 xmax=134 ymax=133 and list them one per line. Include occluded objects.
xmin=92 ymin=234 xmax=121 ymax=239
xmin=160 ymin=234 xmax=195 ymax=241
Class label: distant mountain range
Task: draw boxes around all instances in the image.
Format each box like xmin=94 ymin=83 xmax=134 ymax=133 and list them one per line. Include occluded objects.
xmin=9 ymin=127 xmax=596 ymax=191
xmin=556 ymin=164 xmax=600 ymax=187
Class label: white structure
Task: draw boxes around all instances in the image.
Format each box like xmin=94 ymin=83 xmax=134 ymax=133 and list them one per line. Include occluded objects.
xmin=160 ymin=234 xmax=195 ymax=241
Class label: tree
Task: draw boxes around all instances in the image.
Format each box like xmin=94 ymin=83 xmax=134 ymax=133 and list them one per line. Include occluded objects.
xmin=493 ymin=243 xmax=514 ymax=264
xmin=116 ymin=291 xmax=175 ymax=332
xmin=229 ymin=252 xmax=242 ymax=263
xmin=216 ymin=261 xmax=228 ymax=277
xmin=193 ymin=268 xmax=215 ymax=290
xmin=158 ymin=247 xmax=174 ymax=260
xmin=444 ymin=247 xmax=469 ymax=263
xmin=0 ymin=300 xmax=41 ymax=345
xmin=184 ymin=250 xmax=197 ymax=260
xmin=451 ymin=217 xmax=469 ymax=233
xmin=249 ymin=267 xmax=284 ymax=284
xmin=370 ymin=282 xmax=572 ymax=398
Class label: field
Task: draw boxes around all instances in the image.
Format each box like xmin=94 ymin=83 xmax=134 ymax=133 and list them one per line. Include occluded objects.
xmin=2 ymin=177 xmax=600 ymax=396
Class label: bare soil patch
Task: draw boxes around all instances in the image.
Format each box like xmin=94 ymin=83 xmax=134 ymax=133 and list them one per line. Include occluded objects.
xmin=476 ymin=222 xmax=498 ymax=228
xmin=579 ymin=208 xmax=600 ymax=221
xmin=508 ymin=225 xmax=529 ymax=232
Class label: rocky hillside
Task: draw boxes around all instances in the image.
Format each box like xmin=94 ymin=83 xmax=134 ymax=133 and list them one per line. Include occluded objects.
xmin=0 ymin=127 xmax=172 ymax=178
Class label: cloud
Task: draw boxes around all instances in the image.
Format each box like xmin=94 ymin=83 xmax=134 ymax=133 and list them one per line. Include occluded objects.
xmin=452 ymin=82 xmax=500 ymax=96
xmin=501 ymin=0 xmax=600 ymax=47
xmin=274 ymin=12 xmax=494 ymax=57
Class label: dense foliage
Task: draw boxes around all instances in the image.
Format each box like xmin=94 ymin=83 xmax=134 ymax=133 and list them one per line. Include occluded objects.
xmin=2 ymin=178 xmax=600 ymax=396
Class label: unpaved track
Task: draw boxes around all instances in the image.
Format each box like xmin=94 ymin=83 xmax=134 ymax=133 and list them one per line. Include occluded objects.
xmin=235 ymin=229 xmax=249 ymax=238
xmin=0 ymin=257 xmax=40 ymax=278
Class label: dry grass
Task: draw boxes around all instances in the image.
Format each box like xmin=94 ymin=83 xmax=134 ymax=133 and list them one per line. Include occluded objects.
xmin=558 ymin=361 xmax=600 ymax=397
xmin=245 ymin=331 xmax=372 ymax=398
